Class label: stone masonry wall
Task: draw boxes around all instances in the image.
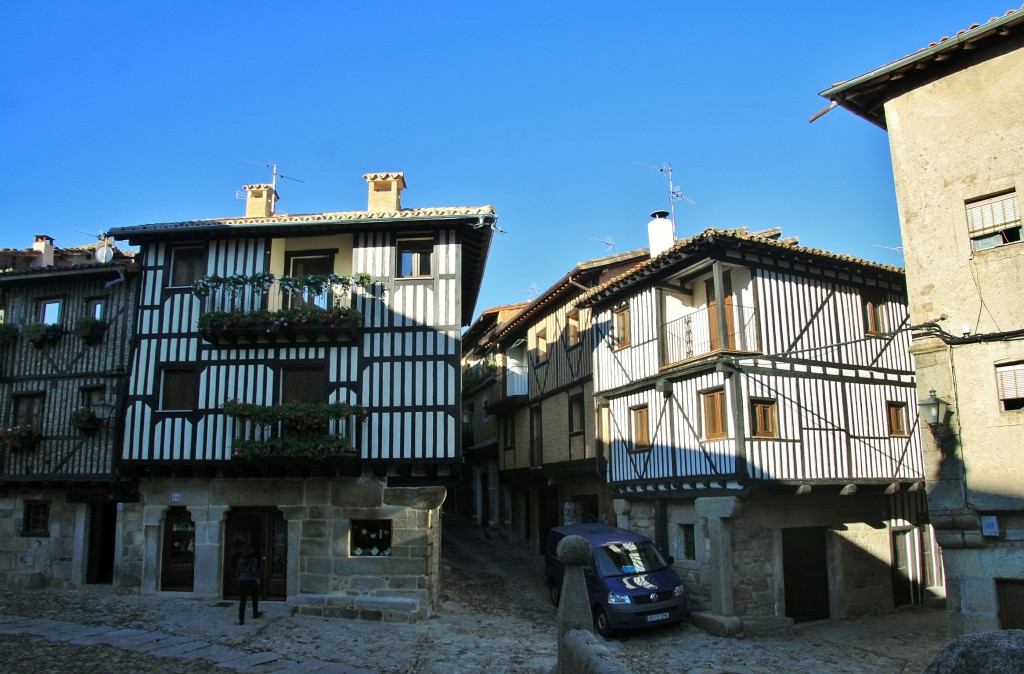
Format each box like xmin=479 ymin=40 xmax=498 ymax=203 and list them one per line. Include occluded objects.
xmin=0 ymin=489 xmax=76 ymax=588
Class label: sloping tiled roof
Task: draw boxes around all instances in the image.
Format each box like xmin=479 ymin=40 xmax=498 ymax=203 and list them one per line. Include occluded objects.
xmin=579 ymin=227 xmax=903 ymax=307
xmin=820 ymin=5 xmax=1024 ymax=127
xmin=108 ymin=206 xmax=496 ymax=238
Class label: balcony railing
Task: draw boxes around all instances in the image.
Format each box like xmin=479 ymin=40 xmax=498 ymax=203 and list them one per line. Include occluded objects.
xmin=506 ymin=362 xmax=528 ymax=396
xmin=225 ymin=401 xmax=361 ymax=461
xmin=661 ymin=304 xmax=759 ymax=365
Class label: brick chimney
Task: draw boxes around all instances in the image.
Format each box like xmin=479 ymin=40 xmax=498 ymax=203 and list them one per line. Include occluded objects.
xmin=363 ymin=172 xmax=406 ymax=212
xmin=244 ymin=184 xmax=278 ymax=217
xmin=31 ymin=235 xmax=55 ymax=268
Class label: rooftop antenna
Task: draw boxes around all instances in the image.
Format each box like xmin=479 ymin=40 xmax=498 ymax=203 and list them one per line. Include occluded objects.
xmin=636 ymin=161 xmax=694 ymax=233
xmin=244 ymin=160 xmax=305 ymax=191
xmin=590 ymin=236 xmax=616 ymax=253
xmin=872 ymin=244 xmax=904 ymax=254
xmin=524 ymin=283 xmax=540 ymax=301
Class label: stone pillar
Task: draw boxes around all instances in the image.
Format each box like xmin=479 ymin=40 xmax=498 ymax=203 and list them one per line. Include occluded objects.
xmin=188 ymin=505 xmax=229 ymax=597
xmin=695 ymin=496 xmax=742 ymax=617
xmin=613 ymin=498 xmax=631 ymax=530
xmin=472 ymin=464 xmax=484 ymax=526
xmin=70 ymin=504 xmax=88 ymax=585
xmin=556 ymin=535 xmax=593 ymax=649
xmin=141 ymin=507 xmax=166 ymax=593
xmin=487 ymin=459 xmax=501 ymax=528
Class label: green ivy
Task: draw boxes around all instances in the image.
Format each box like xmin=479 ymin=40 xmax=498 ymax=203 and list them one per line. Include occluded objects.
xmin=0 ymin=323 xmax=17 ymax=346
xmin=224 ymin=400 xmax=365 ymax=460
xmin=231 ymin=435 xmax=355 ymax=460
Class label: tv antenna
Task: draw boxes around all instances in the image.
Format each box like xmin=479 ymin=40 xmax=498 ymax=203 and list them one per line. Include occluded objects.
xmin=524 ymin=283 xmax=540 ymax=301
xmin=243 ymin=160 xmax=305 ymax=192
xmin=872 ymin=244 xmax=904 ymax=253
xmin=636 ymin=161 xmax=694 ymax=230
xmin=590 ymin=236 xmax=616 ymax=253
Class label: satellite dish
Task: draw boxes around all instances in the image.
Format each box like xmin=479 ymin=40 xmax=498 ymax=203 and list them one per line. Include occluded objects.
xmin=95 ymin=244 xmax=115 ymax=264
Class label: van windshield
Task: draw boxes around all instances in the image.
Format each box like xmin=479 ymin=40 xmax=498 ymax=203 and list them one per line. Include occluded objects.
xmin=594 ymin=541 xmax=669 ymax=578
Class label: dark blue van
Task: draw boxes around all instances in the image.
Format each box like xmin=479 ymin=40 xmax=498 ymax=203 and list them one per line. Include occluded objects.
xmin=545 ymin=523 xmax=688 ymax=636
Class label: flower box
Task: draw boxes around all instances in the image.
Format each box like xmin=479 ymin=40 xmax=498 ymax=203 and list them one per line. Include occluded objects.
xmin=0 ymin=425 xmax=42 ymax=452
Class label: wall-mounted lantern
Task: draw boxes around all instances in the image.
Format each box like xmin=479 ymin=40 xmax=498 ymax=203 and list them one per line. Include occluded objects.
xmin=918 ymin=389 xmax=951 ymax=436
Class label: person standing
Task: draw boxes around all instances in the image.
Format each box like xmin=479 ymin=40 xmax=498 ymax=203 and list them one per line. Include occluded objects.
xmin=236 ymin=545 xmax=262 ymax=625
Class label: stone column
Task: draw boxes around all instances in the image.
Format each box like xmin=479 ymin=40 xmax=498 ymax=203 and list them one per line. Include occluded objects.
xmin=141 ymin=506 xmax=166 ymax=594
xmin=70 ymin=504 xmax=88 ymax=585
xmin=472 ymin=464 xmax=484 ymax=526
xmin=188 ymin=505 xmax=229 ymax=597
xmin=556 ymin=535 xmax=593 ymax=642
xmin=613 ymin=498 xmax=631 ymax=530
xmin=695 ymin=496 xmax=742 ymax=617
xmin=487 ymin=459 xmax=501 ymax=528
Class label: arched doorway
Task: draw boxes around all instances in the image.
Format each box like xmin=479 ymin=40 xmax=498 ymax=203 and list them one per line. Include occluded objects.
xmin=223 ymin=507 xmax=287 ymax=600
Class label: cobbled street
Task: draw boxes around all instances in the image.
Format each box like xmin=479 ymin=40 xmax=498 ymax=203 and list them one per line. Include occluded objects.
xmin=0 ymin=515 xmax=948 ymax=673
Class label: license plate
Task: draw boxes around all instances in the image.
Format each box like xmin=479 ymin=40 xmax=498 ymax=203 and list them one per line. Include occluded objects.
xmin=646 ymin=612 xmax=669 ymax=622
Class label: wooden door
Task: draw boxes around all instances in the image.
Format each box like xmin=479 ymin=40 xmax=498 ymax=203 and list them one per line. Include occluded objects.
xmin=161 ymin=507 xmax=195 ymax=591
xmin=85 ymin=503 xmax=117 ymax=584
xmin=997 ymin=579 xmax=1024 ymax=629
xmin=705 ymin=272 xmax=735 ymax=351
xmin=782 ymin=527 xmax=830 ymax=623
xmin=891 ymin=528 xmax=922 ymax=607
xmin=223 ymin=508 xmax=287 ymax=600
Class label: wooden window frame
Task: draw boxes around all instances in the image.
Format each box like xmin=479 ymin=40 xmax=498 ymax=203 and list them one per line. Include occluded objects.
xmin=281 ymin=365 xmax=326 ymax=404
xmin=13 ymin=393 xmax=44 ymax=428
xmin=702 ymin=388 xmax=727 ymax=440
xmin=750 ymin=399 xmax=778 ymax=439
xmin=396 ymin=238 xmax=434 ymax=279
xmin=996 ymin=362 xmax=1024 ymax=412
xmin=160 ymin=367 xmax=196 ymax=412
xmin=613 ymin=306 xmax=631 ymax=350
xmin=630 ymin=405 xmax=651 ymax=451
xmin=38 ymin=297 xmax=63 ymax=325
xmin=863 ymin=292 xmax=886 ymax=336
xmin=284 ymin=250 xmax=336 ymax=309
xmin=85 ymin=297 xmax=107 ymax=321
xmin=536 ymin=327 xmax=549 ymax=362
xmin=887 ymin=401 xmax=909 ymax=437
xmin=567 ymin=310 xmax=581 ymax=348
xmin=168 ymin=246 xmax=206 ymax=288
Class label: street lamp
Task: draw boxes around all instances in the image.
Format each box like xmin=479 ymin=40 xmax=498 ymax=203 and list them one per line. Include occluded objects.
xmin=918 ymin=389 xmax=950 ymax=435
xmin=92 ymin=398 xmax=117 ymax=421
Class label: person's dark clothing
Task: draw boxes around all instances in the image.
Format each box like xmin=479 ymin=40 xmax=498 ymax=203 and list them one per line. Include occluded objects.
xmin=236 ymin=555 xmax=261 ymax=624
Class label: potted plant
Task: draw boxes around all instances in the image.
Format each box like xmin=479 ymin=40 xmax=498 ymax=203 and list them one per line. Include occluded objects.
xmin=71 ymin=407 xmax=100 ymax=435
xmin=0 ymin=323 xmax=17 ymax=347
xmin=0 ymin=425 xmax=43 ymax=452
xmin=74 ymin=316 xmax=108 ymax=345
xmin=22 ymin=322 xmax=62 ymax=348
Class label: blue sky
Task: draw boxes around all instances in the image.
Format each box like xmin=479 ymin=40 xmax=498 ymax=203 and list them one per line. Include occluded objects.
xmin=1 ymin=2 xmax=1007 ymax=316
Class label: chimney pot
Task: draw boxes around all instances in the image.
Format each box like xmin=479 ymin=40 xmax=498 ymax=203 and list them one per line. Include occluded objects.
xmin=647 ymin=211 xmax=675 ymax=258
xmin=31 ymin=235 xmax=55 ymax=268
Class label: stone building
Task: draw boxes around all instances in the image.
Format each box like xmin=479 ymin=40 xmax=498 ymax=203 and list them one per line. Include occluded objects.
xmin=820 ymin=6 xmax=1024 ymax=635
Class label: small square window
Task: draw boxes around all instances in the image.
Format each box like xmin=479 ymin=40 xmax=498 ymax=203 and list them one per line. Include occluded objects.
xmin=161 ymin=368 xmax=196 ymax=411
xmin=14 ymin=394 xmax=44 ymax=428
xmin=170 ymin=247 xmax=206 ymax=288
xmin=631 ymin=405 xmax=650 ymax=450
xmin=350 ymin=519 xmax=391 ymax=557
xmin=22 ymin=501 xmax=50 ymax=537
xmin=613 ymin=306 xmax=631 ymax=350
xmin=967 ymin=191 xmax=1021 ymax=252
xmin=39 ymin=299 xmax=62 ymax=325
xmin=887 ymin=402 xmax=908 ymax=437
xmin=396 ymin=239 xmax=433 ymax=278
xmin=702 ymin=389 xmax=727 ymax=440
xmin=996 ymin=362 xmax=1024 ymax=411
xmin=86 ymin=298 xmax=106 ymax=321
xmin=750 ymin=399 xmax=778 ymax=439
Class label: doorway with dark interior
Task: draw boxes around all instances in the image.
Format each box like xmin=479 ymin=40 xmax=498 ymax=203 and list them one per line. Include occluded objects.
xmin=223 ymin=507 xmax=287 ymax=600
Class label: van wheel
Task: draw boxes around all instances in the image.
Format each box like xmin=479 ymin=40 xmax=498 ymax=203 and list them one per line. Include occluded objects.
xmin=594 ymin=607 xmax=612 ymax=637
xmin=549 ymin=582 xmax=561 ymax=607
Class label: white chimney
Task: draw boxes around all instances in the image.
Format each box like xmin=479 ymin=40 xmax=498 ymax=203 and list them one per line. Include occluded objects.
xmin=31 ymin=235 xmax=55 ymax=268
xmin=647 ymin=211 xmax=675 ymax=258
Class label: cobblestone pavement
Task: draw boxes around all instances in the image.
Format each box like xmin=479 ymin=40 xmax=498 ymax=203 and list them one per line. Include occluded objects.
xmin=0 ymin=515 xmax=949 ymax=673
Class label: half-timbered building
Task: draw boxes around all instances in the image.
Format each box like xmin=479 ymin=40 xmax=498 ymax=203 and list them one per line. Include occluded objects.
xmin=486 ymin=251 xmax=647 ymax=552
xmin=107 ymin=173 xmax=495 ymax=621
xmin=0 ymin=235 xmax=138 ymax=589
xmin=579 ymin=218 xmax=942 ymax=633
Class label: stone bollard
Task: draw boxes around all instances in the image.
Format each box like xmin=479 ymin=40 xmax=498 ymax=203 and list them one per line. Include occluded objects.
xmin=554 ymin=534 xmax=592 ymax=674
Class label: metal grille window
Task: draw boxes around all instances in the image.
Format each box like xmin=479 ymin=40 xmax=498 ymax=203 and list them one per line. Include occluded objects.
xmin=997 ymin=362 xmax=1024 ymax=411
xmin=678 ymin=523 xmax=696 ymax=561
xmin=22 ymin=501 xmax=50 ymax=537
xmin=967 ymin=191 xmax=1021 ymax=252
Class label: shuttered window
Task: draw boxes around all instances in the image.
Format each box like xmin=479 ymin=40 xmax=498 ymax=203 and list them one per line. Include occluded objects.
xmin=161 ymin=368 xmax=196 ymax=411
xmin=967 ymin=192 xmax=1021 ymax=252
xmin=887 ymin=402 xmax=909 ymax=437
xmin=631 ymin=405 xmax=650 ymax=450
xmin=997 ymin=362 xmax=1024 ymax=411
xmin=702 ymin=389 xmax=727 ymax=440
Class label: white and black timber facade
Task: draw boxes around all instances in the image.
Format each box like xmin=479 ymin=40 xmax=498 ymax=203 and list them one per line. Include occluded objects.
xmin=0 ymin=236 xmax=138 ymax=589
xmin=579 ymin=225 xmax=943 ymax=631
xmin=107 ymin=173 xmax=495 ymax=620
